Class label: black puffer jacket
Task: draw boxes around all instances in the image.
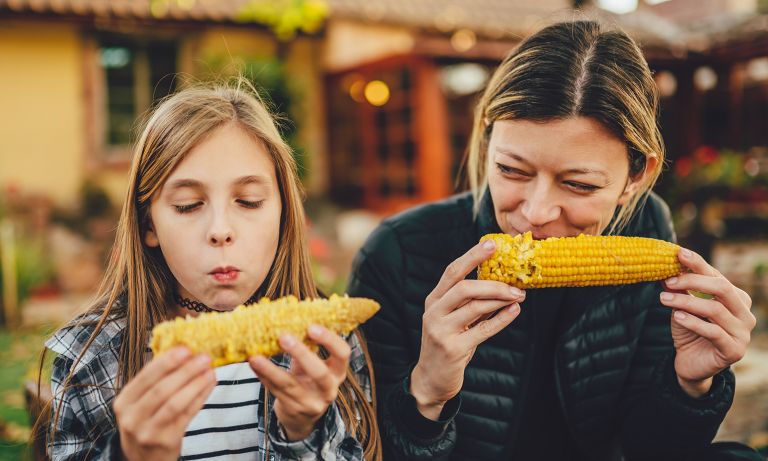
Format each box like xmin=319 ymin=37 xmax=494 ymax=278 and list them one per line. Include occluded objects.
xmin=348 ymin=191 xmax=734 ymax=461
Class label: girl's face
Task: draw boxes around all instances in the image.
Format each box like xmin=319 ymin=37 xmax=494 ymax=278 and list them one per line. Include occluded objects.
xmin=145 ymin=123 xmax=282 ymax=311
xmin=487 ymin=117 xmax=655 ymax=239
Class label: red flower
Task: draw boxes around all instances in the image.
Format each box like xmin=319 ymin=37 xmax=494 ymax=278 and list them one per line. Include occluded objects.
xmin=309 ymin=236 xmax=330 ymax=261
xmin=675 ymin=157 xmax=693 ymax=177
xmin=693 ymin=146 xmax=719 ymax=164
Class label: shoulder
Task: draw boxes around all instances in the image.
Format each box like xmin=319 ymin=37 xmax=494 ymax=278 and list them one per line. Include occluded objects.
xmin=622 ymin=191 xmax=676 ymax=242
xmin=358 ymin=192 xmax=475 ymax=260
xmin=46 ymin=305 xmax=125 ymax=378
xmin=381 ymin=192 xmax=474 ymax=236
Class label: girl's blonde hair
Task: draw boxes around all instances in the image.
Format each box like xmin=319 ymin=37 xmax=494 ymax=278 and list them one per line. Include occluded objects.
xmin=465 ymin=20 xmax=664 ymax=234
xmin=40 ymin=80 xmax=381 ymax=460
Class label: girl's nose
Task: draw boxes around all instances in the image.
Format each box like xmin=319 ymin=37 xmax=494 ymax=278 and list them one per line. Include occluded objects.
xmin=207 ymin=209 xmax=235 ymax=246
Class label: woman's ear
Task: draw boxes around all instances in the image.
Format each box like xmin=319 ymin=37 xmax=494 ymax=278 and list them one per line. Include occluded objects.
xmin=144 ymin=219 xmax=160 ymax=247
xmin=618 ymin=155 xmax=659 ymax=205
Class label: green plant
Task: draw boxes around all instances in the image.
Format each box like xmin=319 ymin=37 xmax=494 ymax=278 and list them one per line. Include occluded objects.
xmin=0 ymin=227 xmax=54 ymax=325
xmin=149 ymin=0 xmax=329 ymax=41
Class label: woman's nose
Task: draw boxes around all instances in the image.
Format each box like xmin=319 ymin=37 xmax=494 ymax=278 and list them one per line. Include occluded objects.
xmin=521 ymin=186 xmax=561 ymax=227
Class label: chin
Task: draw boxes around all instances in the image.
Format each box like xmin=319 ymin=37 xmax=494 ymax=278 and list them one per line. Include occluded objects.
xmin=207 ymin=292 xmax=247 ymax=311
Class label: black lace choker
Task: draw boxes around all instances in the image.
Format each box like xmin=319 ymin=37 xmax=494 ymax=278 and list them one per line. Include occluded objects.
xmin=174 ymin=293 xmax=261 ymax=313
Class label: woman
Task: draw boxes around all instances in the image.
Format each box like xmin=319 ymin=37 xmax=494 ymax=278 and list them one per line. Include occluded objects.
xmin=347 ymin=21 xmax=759 ymax=461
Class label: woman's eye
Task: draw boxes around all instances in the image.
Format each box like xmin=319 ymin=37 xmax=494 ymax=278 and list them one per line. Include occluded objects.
xmin=238 ymin=199 xmax=264 ymax=209
xmin=564 ymin=181 xmax=599 ymax=192
xmin=174 ymin=202 xmax=202 ymax=213
xmin=496 ymin=163 xmax=529 ymax=177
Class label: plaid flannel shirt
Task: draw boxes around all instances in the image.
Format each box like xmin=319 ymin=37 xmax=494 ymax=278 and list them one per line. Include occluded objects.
xmin=46 ymin=307 xmax=371 ymax=461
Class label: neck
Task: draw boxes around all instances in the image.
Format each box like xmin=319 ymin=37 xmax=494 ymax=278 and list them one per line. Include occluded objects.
xmin=174 ymin=292 xmax=261 ymax=315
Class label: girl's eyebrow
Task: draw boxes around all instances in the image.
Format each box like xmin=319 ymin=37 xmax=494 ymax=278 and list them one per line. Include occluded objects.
xmin=496 ymin=148 xmax=609 ymax=179
xmin=166 ymin=175 xmax=270 ymax=191
xmin=167 ymin=178 xmax=204 ymax=190
xmin=234 ymin=175 xmax=270 ymax=186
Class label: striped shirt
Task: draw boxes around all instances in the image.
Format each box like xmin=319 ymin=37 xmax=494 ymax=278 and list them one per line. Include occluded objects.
xmin=46 ymin=308 xmax=370 ymax=461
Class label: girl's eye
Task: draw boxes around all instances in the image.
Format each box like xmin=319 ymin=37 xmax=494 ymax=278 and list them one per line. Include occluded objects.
xmin=174 ymin=202 xmax=202 ymax=213
xmin=564 ymin=181 xmax=600 ymax=192
xmin=238 ymin=199 xmax=264 ymax=209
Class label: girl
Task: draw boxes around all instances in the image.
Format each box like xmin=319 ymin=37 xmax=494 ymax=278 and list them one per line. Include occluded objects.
xmin=347 ymin=20 xmax=761 ymax=461
xmin=43 ymin=81 xmax=381 ymax=460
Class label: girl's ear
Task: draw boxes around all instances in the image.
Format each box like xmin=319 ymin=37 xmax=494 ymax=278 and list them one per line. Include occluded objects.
xmin=144 ymin=219 xmax=160 ymax=247
xmin=617 ymin=155 xmax=659 ymax=205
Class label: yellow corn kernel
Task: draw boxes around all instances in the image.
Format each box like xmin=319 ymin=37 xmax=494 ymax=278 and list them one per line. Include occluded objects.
xmin=477 ymin=232 xmax=682 ymax=288
xmin=151 ymin=294 xmax=380 ymax=367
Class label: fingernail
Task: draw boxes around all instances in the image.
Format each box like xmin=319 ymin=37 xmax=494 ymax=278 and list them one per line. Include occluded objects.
xmin=680 ymin=249 xmax=692 ymax=258
xmin=660 ymin=292 xmax=674 ymax=301
xmin=280 ymin=334 xmax=297 ymax=348
xmin=482 ymin=240 xmax=495 ymax=251
xmin=666 ymin=277 xmax=678 ymax=286
xmin=510 ymin=287 xmax=523 ymax=297
xmin=308 ymin=325 xmax=323 ymax=338
xmin=196 ymin=354 xmax=211 ymax=366
xmin=674 ymin=310 xmax=686 ymax=321
xmin=174 ymin=347 xmax=191 ymax=360
xmin=250 ymin=355 xmax=266 ymax=368
xmin=507 ymin=304 xmax=520 ymax=314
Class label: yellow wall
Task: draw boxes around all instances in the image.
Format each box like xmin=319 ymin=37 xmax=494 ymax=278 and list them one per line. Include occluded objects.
xmin=0 ymin=21 xmax=329 ymax=210
xmin=285 ymin=37 xmax=327 ymax=194
xmin=0 ymin=21 xmax=84 ymax=206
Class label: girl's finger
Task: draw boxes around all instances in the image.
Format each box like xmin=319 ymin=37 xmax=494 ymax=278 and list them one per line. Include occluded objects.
xmin=130 ymin=353 xmax=212 ymax=419
xmin=249 ymin=355 xmax=300 ymax=395
xmin=255 ymin=366 xmax=305 ymax=405
xmin=307 ymin=326 xmax=351 ymax=380
xmin=150 ymin=367 xmax=217 ymax=428
xmin=660 ymin=292 xmax=745 ymax=340
xmin=119 ymin=347 xmax=193 ymax=404
xmin=280 ymin=333 xmax=337 ymax=391
xmin=672 ymin=310 xmax=742 ymax=360
xmin=665 ymin=273 xmax=752 ymax=323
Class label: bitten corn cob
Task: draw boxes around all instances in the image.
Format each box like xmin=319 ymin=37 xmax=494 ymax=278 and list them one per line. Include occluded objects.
xmin=151 ymin=294 xmax=380 ymax=367
xmin=477 ymin=232 xmax=682 ymax=288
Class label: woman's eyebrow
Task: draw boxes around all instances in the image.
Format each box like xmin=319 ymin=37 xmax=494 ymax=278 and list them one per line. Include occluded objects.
xmin=563 ymin=167 xmax=609 ymax=179
xmin=497 ymin=149 xmax=610 ymax=179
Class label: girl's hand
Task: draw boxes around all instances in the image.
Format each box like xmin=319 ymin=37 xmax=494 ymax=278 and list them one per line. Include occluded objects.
xmin=248 ymin=325 xmax=350 ymax=441
xmin=660 ymin=248 xmax=756 ymax=398
xmin=114 ymin=347 xmax=217 ymax=461
xmin=410 ymin=239 xmax=525 ymax=420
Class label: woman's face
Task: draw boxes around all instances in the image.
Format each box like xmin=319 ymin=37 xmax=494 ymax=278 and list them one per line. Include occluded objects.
xmin=145 ymin=122 xmax=282 ymax=311
xmin=487 ymin=117 xmax=652 ymax=239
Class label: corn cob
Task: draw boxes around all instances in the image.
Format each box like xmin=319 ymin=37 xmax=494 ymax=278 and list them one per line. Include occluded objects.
xmin=477 ymin=232 xmax=682 ymax=288
xmin=151 ymin=294 xmax=380 ymax=367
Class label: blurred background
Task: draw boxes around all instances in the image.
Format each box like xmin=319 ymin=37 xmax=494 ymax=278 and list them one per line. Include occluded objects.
xmin=0 ymin=0 xmax=767 ymax=459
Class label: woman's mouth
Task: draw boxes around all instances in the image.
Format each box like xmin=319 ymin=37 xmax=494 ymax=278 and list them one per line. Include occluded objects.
xmin=209 ymin=266 xmax=240 ymax=283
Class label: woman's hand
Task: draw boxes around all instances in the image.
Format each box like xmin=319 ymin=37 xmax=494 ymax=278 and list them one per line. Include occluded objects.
xmin=114 ymin=347 xmax=217 ymax=461
xmin=410 ymin=239 xmax=526 ymax=420
xmin=248 ymin=325 xmax=350 ymax=441
xmin=660 ymin=248 xmax=756 ymax=398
